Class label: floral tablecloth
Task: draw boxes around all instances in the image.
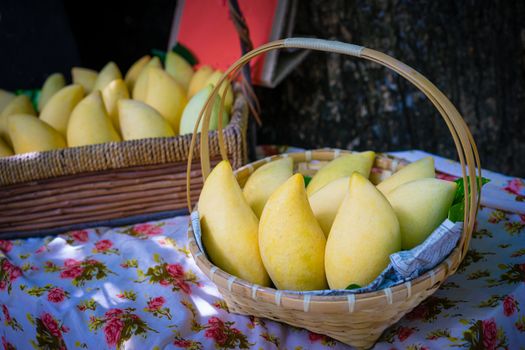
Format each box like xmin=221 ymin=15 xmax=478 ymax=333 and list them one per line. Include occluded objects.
xmin=1 ymin=150 xmax=524 ymax=350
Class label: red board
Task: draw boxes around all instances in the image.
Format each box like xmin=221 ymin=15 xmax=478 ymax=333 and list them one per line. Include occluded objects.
xmin=176 ymin=0 xmax=278 ymax=81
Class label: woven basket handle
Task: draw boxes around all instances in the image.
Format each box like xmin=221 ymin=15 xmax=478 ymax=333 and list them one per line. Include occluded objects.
xmin=186 ymin=38 xmax=482 ymax=254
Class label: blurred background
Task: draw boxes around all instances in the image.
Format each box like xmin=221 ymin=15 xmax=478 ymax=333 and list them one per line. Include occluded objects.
xmin=1 ymin=0 xmax=523 ymax=176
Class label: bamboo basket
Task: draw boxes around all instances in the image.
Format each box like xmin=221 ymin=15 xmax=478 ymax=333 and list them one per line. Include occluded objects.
xmin=0 ymin=88 xmax=249 ymax=238
xmin=186 ymin=38 xmax=481 ymax=349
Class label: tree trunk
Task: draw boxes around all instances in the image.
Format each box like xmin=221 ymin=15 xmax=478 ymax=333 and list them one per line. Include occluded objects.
xmin=256 ymin=0 xmax=525 ymax=177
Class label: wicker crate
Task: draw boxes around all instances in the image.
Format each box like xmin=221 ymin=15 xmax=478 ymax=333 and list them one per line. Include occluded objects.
xmin=0 ymin=89 xmax=248 ymax=238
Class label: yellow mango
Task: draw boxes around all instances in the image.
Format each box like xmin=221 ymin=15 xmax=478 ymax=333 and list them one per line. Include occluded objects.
xmin=144 ymin=68 xmax=187 ymax=133
xmin=306 ymin=151 xmax=375 ymax=196
xmin=67 ymin=91 xmax=121 ymax=147
xmin=325 ymin=173 xmax=400 ymax=289
xmin=118 ymin=99 xmax=174 ymax=140
xmin=386 ymin=178 xmax=456 ymax=249
xmin=102 ymin=79 xmax=129 ymax=132
xmin=93 ymin=62 xmax=122 ymax=91
xmin=377 ymin=156 xmax=435 ymax=195
xmin=243 ymin=157 xmax=294 ymax=218
xmin=8 ymin=114 xmax=66 ymax=153
xmin=259 ymin=174 xmax=328 ymax=290
xmin=124 ymin=55 xmax=150 ymax=92
xmin=38 ymin=73 xmax=66 ymax=112
xmin=188 ymin=65 xmax=213 ymax=98
xmin=165 ymin=51 xmax=194 ymax=91
xmin=40 ymin=84 xmax=84 ymax=136
xmin=199 ymin=160 xmax=271 ymax=286
xmin=71 ymin=67 xmax=97 ymax=94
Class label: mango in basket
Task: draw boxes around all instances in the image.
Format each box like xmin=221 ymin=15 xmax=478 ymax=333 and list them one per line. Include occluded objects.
xmin=377 ymin=156 xmax=435 ymax=195
xmin=199 ymin=160 xmax=271 ymax=286
xmin=67 ymin=91 xmax=121 ymax=147
xmin=259 ymin=174 xmax=328 ymax=291
xmin=179 ymin=85 xmax=229 ymax=135
xmin=204 ymin=70 xmax=234 ymax=113
xmin=8 ymin=114 xmax=66 ymax=153
xmin=144 ymin=68 xmax=187 ymax=134
xmin=0 ymin=95 xmax=36 ymax=145
xmin=1 ymin=94 xmax=36 ymax=118
xmin=188 ymin=65 xmax=214 ymax=98
xmin=72 ymin=67 xmax=98 ymax=94
xmin=0 ymin=89 xmax=16 ymax=113
xmin=118 ymin=99 xmax=174 ymax=140
xmin=125 ymin=55 xmax=150 ymax=91
xmin=306 ymin=151 xmax=375 ymax=196
xmin=93 ymin=61 xmax=122 ymax=91
xmin=308 ymin=176 xmax=349 ymax=237
xmin=386 ymin=178 xmax=456 ymax=249
xmin=165 ymin=51 xmax=194 ymax=91
xmin=38 ymin=73 xmax=66 ymax=112
xmin=40 ymin=84 xmax=84 ymax=136
xmin=325 ymin=173 xmax=400 ymax=289
xmin=132 ymin=56 xmax=162 ymax=101
xmin=242 ymin=157 xmax=294 ymax=218
xmin=0 ymin=138 xmax=13 ymax=157
xmin=102 ymin=79 xmax=130 ymax=132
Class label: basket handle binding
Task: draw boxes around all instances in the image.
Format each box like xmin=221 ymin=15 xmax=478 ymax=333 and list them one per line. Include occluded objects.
xmin=186 ymin=38 xmax=482 ymax=257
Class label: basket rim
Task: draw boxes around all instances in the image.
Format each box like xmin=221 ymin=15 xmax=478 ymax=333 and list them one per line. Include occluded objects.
xmin=187 ymin=149 xmax=467 ymax=311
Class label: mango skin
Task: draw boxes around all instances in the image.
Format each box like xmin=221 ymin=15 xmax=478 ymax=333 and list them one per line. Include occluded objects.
xmin=93 ymin=61 xmax=122 ymax=91
xmin=0 ymin=89 xmax=16 ymax=114
xmin=377 ymin=156 xmax=435 ymax=195
xmin=306 ymin=151 xmax=375 ymax=196
xmin=124 ymin=55 xmax=150 ymax=91
xmin=0 ymin=95 xmax=37 ymax=145
xmin=386 ymin=178 xmax=457 ymax=249
xmin=72 ymin=67 xmax=98 ymax=94
xmin=38 ymin=73 xmax=66 ymax=112
xmin=67 ymin=91 xmax=121 ymax=147
xmin=179 ymin=85 xmax=229 ymax=135
xmin=199 ymin=161 xmax=271 ymax=287
xmin=144 ymin=68 xmax=187 ymax=134
xmin=102 ymin=79 xmax=130 ymax=132
xmin=259 ymin=174 xmax=328 ymax=291
xmin=308 ymin=176 xmax=349 ymax=237
xmin=132 ymin=57 xmax=162 ymax=102
xmin=118 ymin=99 xmax=175 ymax=140
xmin=243 ymin=157 xmax=294 ymax=218
xmin=204 ymin=70 xmax=233 ymax=113
xmin=165 ymin=51 xmax=194 ymax=91
xmin=40 ymin=84 xmax=84 ymax=137
xmin=188 ymin=65 xmax=214 ymax=98
xmin=8 ymin=114 xmax=66 ymax=153
xmin=325 ymin=173 xmax=400 ymax=289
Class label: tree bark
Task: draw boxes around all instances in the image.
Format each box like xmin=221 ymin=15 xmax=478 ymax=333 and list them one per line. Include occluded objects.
xmin=256 ymin=0 xmax=525 ymax=177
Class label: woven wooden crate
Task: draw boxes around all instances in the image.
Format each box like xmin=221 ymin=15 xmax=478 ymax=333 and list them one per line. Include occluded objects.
xmin=0 ymin=90 xmax=249 ymax=238
xmin=186 ymin=38 xmax=482 ymax=349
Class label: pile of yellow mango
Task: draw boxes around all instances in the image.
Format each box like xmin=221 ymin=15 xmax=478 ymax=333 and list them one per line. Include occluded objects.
xmin=0 ymin=52 xmax=232 ymax=157
xmin=198 ymin=153 xmax=457 ymax=291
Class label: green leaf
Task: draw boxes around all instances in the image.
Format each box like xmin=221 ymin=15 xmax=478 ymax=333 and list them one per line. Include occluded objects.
xmin=151 ymin=43 xmax=197 ymax=67
xmin=303 ymin=175 xmax=312 ymax=187
xmin=171 ymin=43 xmax=198 ymax=66
xmin=448 ymin=202 xmax=465 ymax=223
xmin=150 ymin=49 xmax=167 ymax=64
xmin=345 ymin=283 xmax=361 ymax=290
xmin=448 ymin=176 xmax=490 ymax=223
xmin=153 ymin=253 xmax=161 ymax=263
